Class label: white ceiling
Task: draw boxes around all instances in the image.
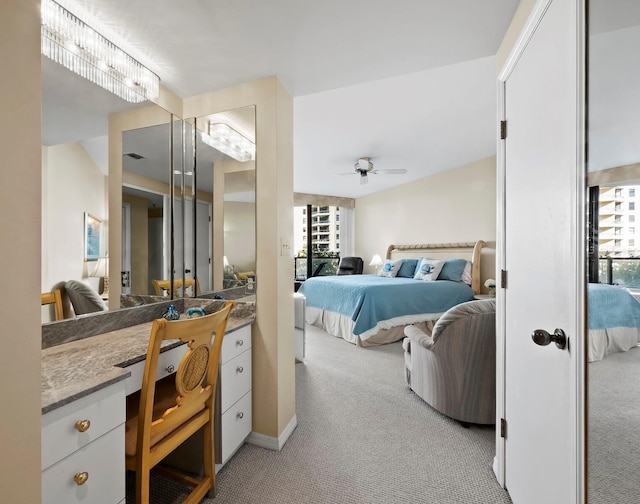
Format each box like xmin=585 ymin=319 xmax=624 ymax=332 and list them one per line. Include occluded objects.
xmin=45 ymin=0 xmax=521 ymax=198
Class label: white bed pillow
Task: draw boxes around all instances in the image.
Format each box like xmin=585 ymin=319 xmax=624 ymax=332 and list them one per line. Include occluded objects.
xmin=378 ymin=259 xmax=402 ymax=277
xmin=461 ymin=261 xmax=472 ymax=285
xmin=413 ymin=258 xmax=445 ymax=281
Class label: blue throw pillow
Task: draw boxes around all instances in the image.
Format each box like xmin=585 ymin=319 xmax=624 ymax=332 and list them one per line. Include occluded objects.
xmin=438 ymin=258 xmax=468 ymax=282
xmin=397 ymin=258 xmax=419 ymax=278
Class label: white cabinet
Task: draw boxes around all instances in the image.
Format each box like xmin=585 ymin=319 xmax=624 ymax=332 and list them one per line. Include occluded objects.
xmin=217 ymin=324 xmax=252 ymax=466
xmin=42 ymin=381 xmax=126 ymax=504
xmin=123 ymin=343 xmax=188 ymax=395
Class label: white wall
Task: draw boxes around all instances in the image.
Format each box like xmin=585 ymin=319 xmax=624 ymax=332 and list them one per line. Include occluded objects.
xmin=355 ymin=156 xmax=496 ymax=290
xmin=589 ymin=24 xmax=640 ymax=171
xmin=224 ymin=200 xmax=256 ymax=273
xmin=42 ymin=142 xmax=107 ymax=318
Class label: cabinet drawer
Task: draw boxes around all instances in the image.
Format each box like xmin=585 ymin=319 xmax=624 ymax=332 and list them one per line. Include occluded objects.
xmin=123 ymin=343 xmax=187 ymax=395
xmin=42 ymin=425 xmax=125 ymax=504
xmin=221 ymin=325 xmax=251 ymax=364
xmin=42 ymin=382 xmax=125 ymax=471
xmin=220 ymin=349 xmax=252 ymax=413
xmin=220 ymin=391 xmax=252 ymax=464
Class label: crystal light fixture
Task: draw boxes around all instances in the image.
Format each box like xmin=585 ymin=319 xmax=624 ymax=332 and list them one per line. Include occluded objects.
xmin=201 ymin=123 xmax=256 ymax=162
xmin=41 ymin=0 xmax=160 ymax=103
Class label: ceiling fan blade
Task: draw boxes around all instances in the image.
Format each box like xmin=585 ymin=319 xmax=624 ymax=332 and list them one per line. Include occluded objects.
xmin=375 ymin=169 xmax=407 ymax=174
xmin=338 ymin=172 xmax=358 ymax=176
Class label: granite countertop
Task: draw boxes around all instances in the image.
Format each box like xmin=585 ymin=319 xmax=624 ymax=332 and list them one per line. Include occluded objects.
xmin=41 ymin=308 xmax=254 ymax=415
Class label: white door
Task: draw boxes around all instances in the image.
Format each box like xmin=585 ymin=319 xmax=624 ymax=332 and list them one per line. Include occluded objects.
xmin=497 ymin=0 xmax=585 ymax=502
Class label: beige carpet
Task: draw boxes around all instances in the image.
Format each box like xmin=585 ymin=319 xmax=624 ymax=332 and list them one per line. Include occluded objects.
xmin=127 ymin=324 xmax=512 ymax=503
xmin=588 ymin=346 xmax=640 ymax=503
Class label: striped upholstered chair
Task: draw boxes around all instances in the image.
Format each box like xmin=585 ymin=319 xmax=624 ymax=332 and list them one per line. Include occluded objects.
xmin=403 ymin=299 xmax=496 ymax=425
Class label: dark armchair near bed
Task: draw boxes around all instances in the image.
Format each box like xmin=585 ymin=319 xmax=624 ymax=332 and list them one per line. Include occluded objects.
xmin=403 ymin=299 xmax=496 ymax=425
xmin=337 ymin=256 xmax=363 ymax=275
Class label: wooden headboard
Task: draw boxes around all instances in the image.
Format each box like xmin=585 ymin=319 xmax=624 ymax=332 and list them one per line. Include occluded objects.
xmin=386 ymin=240 xmax=486 ymax=295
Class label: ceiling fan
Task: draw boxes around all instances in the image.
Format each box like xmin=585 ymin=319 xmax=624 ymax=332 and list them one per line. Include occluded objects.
xmin=342 ymin=157 xmax=407 ymax=185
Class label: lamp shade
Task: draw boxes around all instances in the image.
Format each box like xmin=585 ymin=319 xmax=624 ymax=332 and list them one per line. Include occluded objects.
xmin=90 ymin=256 xmax=108 ymax=277
xmin=369 ymin=254 xmax=383 ymax=267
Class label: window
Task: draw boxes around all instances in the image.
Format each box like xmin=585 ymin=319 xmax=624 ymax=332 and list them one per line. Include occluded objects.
xmin=336 ymin=234 xmax=339 ymax=240
xmin=615 ymin=188 xmax=622 ymax=198
xmin=615 ymin=215 xmax=622 ymax=222
xmin=630 ymin=188 xmax=636 ymax=198
xmin=631 ymin=202 xmax=636 ymax=211
xmin=630 ymin=239 xmax=635 ymax=247
xmin=615 ymin=227 xmax=622 ymax=235
xmin=631 ymin=215 xmax=636 ymax=223
xmin=630 ymin=227 xmax=636 ymax=235
xmin=336 ymin=224 xmax=340 ymax=230
xmin=615 ymin=202 xmax=622 ymax=212
xmin=615 ymin=239 xmax=622 ymax=247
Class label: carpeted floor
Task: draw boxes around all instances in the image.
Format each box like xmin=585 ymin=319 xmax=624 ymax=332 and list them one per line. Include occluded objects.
xmin=588 ymin=346 xmax=640 ymax=503
xmin=127 ymin=324 xmax=512 ymax=503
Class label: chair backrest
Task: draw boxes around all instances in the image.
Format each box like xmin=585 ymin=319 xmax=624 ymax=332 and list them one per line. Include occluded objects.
xmin=136 ymin=300 xmax=233 ymax=460
xmin=432 ymin=298 xmax=496 ymax=344
xmin=337 ymin=256 xmax=364 ymax=275
xmin=41 ymin=289 xmax=63 ymax=321
xmin=152 ymin=278 xmax=201 ymax=297
xmin=64 ymin=280 xmax=107 ymax=315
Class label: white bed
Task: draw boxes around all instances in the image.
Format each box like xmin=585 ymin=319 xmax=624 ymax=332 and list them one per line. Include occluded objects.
xmin=301 ymin=241 xmax=486 ymax=346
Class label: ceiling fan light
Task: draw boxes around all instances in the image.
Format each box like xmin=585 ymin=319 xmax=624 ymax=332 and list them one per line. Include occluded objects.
xmin=360 ymin=172 xmax=368 ymax=185
xmin=356 ymin=158 xmax=371 ymax=171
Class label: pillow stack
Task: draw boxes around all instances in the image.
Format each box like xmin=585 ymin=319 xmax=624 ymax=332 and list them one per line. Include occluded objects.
xmin=376 ymin=256 xmax=472 ymax=285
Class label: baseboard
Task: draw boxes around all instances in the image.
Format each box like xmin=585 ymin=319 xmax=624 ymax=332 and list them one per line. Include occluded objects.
xmin=246 ymin=414 xmax=298 ymax=451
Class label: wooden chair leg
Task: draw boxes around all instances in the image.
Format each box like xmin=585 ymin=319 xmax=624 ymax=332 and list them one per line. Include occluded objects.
xmin=204 ymin=419 xmax=216 ymax=498
xmin=137 ymin=464 xmax=151 ymax=504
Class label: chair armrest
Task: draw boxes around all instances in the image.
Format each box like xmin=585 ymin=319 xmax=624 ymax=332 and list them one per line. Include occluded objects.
xmin=403 ymin=325 xmax=435 ymax=350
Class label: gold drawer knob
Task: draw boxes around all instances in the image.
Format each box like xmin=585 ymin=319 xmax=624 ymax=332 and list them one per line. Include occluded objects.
xmin=236 ymin=366 xmax=244 ymax=373
xmin=236 ymin=412 xmax=244 ymax=419
xmin=166 ymin=364 xmax=175 ymax=373
xmin=74 ymin=472 xmax=89 ymax=486
xmin=236 ymin=339 xmax=244 ymax=347
xmin=74 ymin=419 xmax=91 ymax=432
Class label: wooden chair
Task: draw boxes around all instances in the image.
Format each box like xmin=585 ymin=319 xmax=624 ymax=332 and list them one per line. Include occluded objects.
xmin=41 ymin=289 xmax=63 ymax=321
xmin=152 ymin=278 xmax=201 ymax=297
xmin=125 ymin=300 xmax=233 ymax=503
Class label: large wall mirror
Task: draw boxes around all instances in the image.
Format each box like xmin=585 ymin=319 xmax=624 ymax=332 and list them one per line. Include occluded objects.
xmin=41 ymin=55 xmax=150 ymax=321
xmin=42 ymin=46 xmax=255 ymax=319
xmin=120 ymin=106 xmax=256 ymax=301
xmin=188 ymin=106 xmax=256 ymax=298
xmin=587 ymin=1 xmax=640 ymax=500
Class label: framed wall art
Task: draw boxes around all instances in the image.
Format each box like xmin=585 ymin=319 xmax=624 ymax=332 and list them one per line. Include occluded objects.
xmin=84 ymin=212 xmax=101 ymax=261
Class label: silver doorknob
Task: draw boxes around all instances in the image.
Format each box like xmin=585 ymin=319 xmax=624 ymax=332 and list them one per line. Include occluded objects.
xmin=532 ymin=328 xmax=567 ymax=350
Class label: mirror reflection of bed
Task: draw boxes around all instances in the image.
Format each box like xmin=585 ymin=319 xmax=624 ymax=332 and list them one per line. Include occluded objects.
xmin=587 ymin=1 xmax=640 ymax=500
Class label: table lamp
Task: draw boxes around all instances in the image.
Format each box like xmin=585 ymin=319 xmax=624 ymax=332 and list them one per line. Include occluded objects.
xmin=369 ymin=254 xmax=383 ymax=274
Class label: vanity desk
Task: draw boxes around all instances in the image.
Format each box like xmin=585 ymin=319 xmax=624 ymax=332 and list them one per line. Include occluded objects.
xmin=41 ymin=299 xmax=255 ymax=504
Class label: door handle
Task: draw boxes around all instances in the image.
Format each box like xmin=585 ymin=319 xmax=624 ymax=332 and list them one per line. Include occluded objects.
xmin=531 ymin=328 xmax=567 ymax=350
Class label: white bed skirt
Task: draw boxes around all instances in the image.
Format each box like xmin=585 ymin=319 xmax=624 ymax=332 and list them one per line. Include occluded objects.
xmin=305 ymin=306 xmax=440 ymax=347
xmin=589 ymin=327 xmax=640 ymax=362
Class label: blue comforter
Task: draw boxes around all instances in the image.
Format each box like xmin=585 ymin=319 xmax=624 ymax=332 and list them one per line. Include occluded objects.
xmin=588 ymin=283 xmax=640 ymax=330
xmin=298 ymin=275 xmax=474 ymax=335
